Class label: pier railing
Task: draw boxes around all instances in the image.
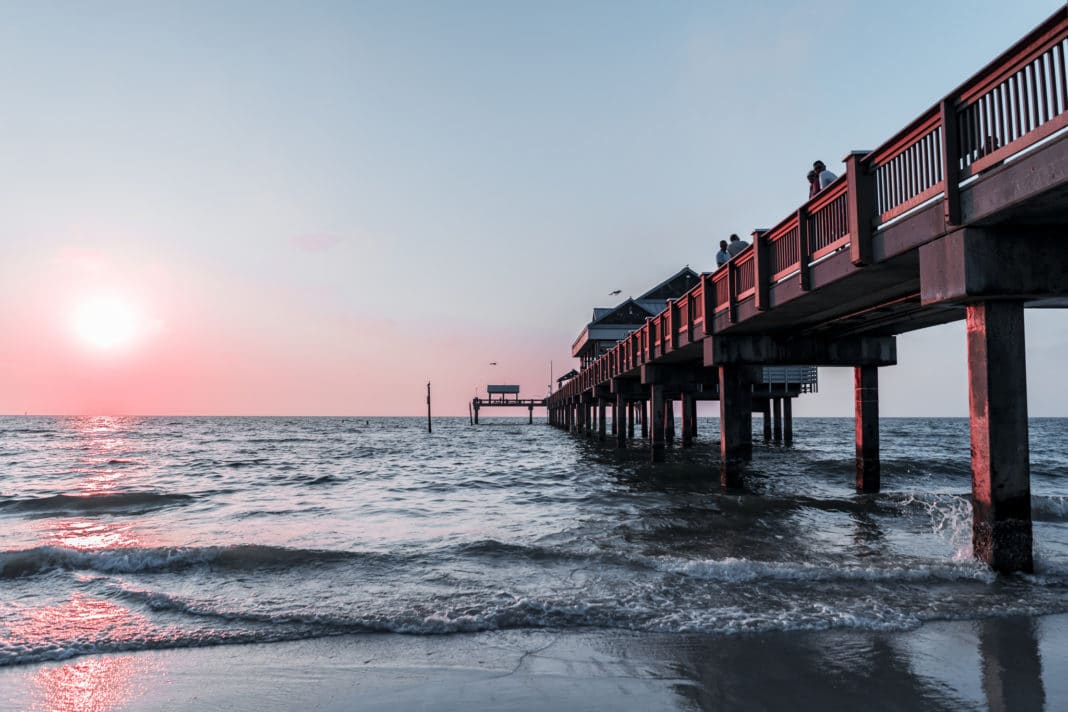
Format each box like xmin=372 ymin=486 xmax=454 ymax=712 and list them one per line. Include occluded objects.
xmin=551 ymin=7 xmax=1068 ymax=405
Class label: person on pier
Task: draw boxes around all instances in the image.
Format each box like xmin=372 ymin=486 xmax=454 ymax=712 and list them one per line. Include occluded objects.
xmin=726 ymin=233 xmax=748 ymax=257
xmin=807 ymin=169 xmax=820 ymax=198
xmin=812 ymin=160 xmax=837 ymax=193
xmin=716 ymin=240 xmax=730 ymax=268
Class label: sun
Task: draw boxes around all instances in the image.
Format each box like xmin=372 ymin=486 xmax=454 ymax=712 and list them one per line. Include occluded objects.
xmin=72 ymin=296 xmax=141 ymax=350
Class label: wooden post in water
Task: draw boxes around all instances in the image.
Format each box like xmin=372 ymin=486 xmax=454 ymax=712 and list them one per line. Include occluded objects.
xmin=719 ymin=366 xmax=753 ymax=488
xmin=783 ymin=397 xmax=793 ymax=446
xmin=649 ymin=385 xmax=666 ymax=462
xmin=855 ymin=367 xmax=880 ymax=493
xmin=967 ymin=301 xmax=1032 ymax=573
xmin=681 ymin=393 xmax=693 ymax=447
xmin=426 ymin=382 xmax=432 ymax=433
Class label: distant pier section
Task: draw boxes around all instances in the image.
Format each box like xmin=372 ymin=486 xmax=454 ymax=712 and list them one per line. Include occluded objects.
xmin=472 ymin=385 xmax=545 ymax=424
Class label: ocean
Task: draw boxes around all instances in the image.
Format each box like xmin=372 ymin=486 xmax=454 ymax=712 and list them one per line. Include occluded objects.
xmin=2 ymin=415 xmax=1068 ymax=699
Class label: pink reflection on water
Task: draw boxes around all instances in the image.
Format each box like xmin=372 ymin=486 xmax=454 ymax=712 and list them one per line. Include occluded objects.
xmin=30 ymin=655 xmax=149 ymax=712
xmin=8 ymin=594 xmax=155 ymax=653
xmin=40 ymin=518 xmax=143 ymax=551
xmin=37 ymin=416 xmax=154 ymax=553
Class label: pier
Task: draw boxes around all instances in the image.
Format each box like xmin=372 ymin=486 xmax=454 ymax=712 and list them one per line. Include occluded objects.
xmin=472 ymin=385 xmax=545 ymax=424
xmin=546 ymin=8 xmax=1068 ymax=573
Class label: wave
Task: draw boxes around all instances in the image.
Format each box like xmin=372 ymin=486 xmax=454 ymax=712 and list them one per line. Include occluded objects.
xmin=0 ymin=544 xmax=382 ymax=579
xmin=0 ymin=492 xmax=193 ymax=516
xmin=0 ymin=537 xmax=616 ymax=579
xmin=1033 ymin=494 xmax=1068 ymax=521
xmin=9 ymin=581 xmax=1068 ymax=668
xmin=651 ymin=555 xmax=998 ymax=584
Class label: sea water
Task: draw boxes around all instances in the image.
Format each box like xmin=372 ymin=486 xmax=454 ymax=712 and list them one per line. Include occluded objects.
xmin=1 ymin=415 xmax=1067 ymax=666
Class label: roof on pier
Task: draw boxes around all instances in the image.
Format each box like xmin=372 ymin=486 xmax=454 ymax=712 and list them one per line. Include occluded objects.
xmin=636 ymin=266 xmax=700 ymax=302
xmin=572 ymin=266 xmax=701 ymax=358
xmin=589 ymin=298 xmax=655 ymax=325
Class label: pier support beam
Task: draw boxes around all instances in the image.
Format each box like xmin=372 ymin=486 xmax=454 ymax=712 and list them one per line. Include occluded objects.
xmin=681 ymin=393 xmax=693 ymax=447
xmin=784 ymin=398 xmax=793 ymax=446
xmin=719 ymin=366 xmax=754 ymax=488
xmin=649 ymin=386 xmax=666 ymax=462
xmin=773 ymin=397 xmax=783 ymax=443
xmin=665 ymin=399 xmax=675 ymax=445
xmin=855 ymin=366 xmax=880 ymax=493
xmin=967 ymin=301 xmax=1032 ymax=573
xmin=627 ymin=402 xmax=635 ymax=439
xmin=761 ymin=400 xmax=771 ymax=442
xmin=616 ymin=392 xmax=626 ymax=448
xmin=641 ymin=400 xmax=648 ymax=439
xmin=688 ymin=396 xmax=698 ymax=439
xmin=598 ymin=399 xmax=607 ymax=442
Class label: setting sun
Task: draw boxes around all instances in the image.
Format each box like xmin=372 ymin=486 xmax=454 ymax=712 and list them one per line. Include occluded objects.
xmin=72 ymin=296 xmax=141 ymax=350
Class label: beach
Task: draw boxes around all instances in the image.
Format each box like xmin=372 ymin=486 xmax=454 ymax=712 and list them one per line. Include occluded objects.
xmin=3 ymin=615 xmax=1066 ymax=711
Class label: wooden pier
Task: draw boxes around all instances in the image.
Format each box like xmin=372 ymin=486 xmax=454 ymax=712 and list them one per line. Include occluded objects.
xmin=547 ymin=7 xmax=1068 ymax=573
xmin=473 ymin=386 xmax=545 ymax=424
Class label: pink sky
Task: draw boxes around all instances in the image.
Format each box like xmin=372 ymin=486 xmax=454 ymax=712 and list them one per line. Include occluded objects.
xmin=3 ymin=1 xmax=1065 ymax=417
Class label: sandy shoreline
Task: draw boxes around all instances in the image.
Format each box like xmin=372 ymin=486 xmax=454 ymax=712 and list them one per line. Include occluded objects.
xmin=3 ymin=614 xmax=1065 ymax=711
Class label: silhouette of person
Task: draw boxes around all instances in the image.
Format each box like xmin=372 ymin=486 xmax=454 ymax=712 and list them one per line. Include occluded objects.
xmin=716 ymin=240 xmax=730 ymax=267
xmin=726 ymin=233 xmax=749 ymax=257
xmin=813 ymin=160 xmax=837 ymax=192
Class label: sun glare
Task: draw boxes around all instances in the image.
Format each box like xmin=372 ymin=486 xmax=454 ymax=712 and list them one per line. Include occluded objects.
xmin=73 ymin=296 xmax=141 ymax=351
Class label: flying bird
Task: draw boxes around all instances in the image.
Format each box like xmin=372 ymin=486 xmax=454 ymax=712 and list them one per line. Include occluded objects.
xmin=489 ymin=362 xmax=497 ymax=366
xmin=609 ymin=289 xmax=622 ymax=296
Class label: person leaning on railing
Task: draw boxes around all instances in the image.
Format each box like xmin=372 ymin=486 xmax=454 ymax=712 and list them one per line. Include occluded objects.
xmin=726 ymin=233 xmax=749 ymax=258
xmin=811 ymin=160 xmax=837 ymax=195
xmin=716 ymin=239 xmax=730 ymax=268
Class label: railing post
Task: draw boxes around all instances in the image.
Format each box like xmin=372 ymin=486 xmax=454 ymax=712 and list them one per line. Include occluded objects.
xmin=701 ymin=273 xmax=716 ymax=335
xmin=727 ymin=260 xmax=738 ymax=324
xmin=797 ymin=208 xmax=812 ymax=291
xmin=752 ymin=228 xmax=770 ymax=310
xmin=845 ymin=150 xmax=875 ymax=266
xmin=940 ymin=97 xmax=962 ymax=226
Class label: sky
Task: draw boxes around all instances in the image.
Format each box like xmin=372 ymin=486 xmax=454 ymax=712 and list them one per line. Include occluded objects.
xmin=2 ymin=0 xmax=1066 ymax=416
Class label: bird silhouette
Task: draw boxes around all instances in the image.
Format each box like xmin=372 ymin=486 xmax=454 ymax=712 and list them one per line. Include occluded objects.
xmin=609 ymin=289 xmax=622 ymax=296
xmin=489 ymin=362 xmax=497 ymax=366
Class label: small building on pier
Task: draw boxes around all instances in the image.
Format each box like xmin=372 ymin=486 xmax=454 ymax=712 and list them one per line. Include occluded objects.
xmin=472 ymin=385 xmax=545 ymax=424
xmin=571 ymin=267 xmax=701 ymax=369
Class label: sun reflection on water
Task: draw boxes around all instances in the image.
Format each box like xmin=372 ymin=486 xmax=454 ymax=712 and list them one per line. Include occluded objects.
xmin=11 ymin=417 xmax=164 ymax=710
xmin=29 ymin=655 xmax=151 ymax=712
xmin=40 ymin=518 xmax=143 ymax=551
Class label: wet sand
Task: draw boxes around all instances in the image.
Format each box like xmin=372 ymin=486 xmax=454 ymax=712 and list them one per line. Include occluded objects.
xmin=3 ymin=614 xmax=1065 ymax=711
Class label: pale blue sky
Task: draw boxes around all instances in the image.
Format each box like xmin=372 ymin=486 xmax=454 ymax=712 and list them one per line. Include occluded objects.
xmin=1 ymin=0 xmax=1065 ymax=415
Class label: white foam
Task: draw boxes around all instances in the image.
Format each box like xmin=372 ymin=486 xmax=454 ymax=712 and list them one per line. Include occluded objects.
xmin=650 ymin=555 xmax=995 ymax=584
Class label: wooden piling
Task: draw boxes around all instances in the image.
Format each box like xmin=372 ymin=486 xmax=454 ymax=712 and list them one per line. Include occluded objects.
xmin=649 ymin=386 xmax=666 ymax=462
xmin=855 ymin=366 xmax=880 ymax=493
xmin=719 ymin=366 xmax=753 ymax=488
xmin=967 ymin=301 xmax=1032 ymax=573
